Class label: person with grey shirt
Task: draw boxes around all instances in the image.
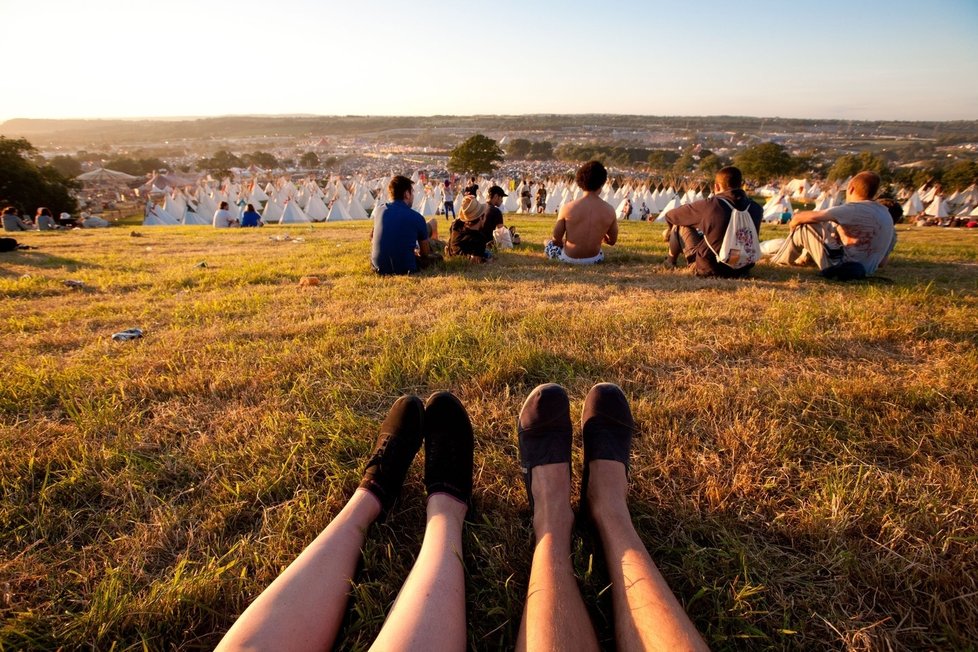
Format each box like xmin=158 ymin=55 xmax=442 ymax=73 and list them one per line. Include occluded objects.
xmin=2 ymin=206 xmax=32 ymax=232
xmin=772 ymin=171 xmax=896 ymax=276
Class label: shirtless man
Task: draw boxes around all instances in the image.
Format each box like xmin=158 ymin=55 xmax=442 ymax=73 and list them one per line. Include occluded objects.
xmin=544 ymin=161 xmax=618 ymax=264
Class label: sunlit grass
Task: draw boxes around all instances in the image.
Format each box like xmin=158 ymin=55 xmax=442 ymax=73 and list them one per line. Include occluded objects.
xmin=1 ymin=218 xmax=976 ymax=650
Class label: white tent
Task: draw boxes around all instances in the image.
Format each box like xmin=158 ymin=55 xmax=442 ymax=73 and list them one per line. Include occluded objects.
xmin=278 ymin=200 xmax=311 ymax=224
xmin=143 ymin=205 xmax=179 ymax=226
xmin=325 ymin=200 xmax=353 ymax=222
xmin=262 ymin=198 xmax=284 ymax=223
xmin=346 ymin=195 xmax=369 ymax=220
xmin=902 ymin=191 xmax=924 ymax=216
xmin=305 ymin=194 xmax=329 ymax=221
xmin=182 ymin=211 xmax=211 ymax=226
xmin=924 ymin=196 xmax=949 ymax=218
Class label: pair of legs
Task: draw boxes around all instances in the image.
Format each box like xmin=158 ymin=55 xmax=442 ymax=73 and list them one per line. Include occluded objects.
xmin=517 ymin=384 xmax=708 ymax=652
xmin=444 ymin=201 xmax=455 ymax=220
xmin=216 ymin=393 xmax=473 ymax=652
xmin=665 ymin=224 xmax=704 ymax=267
xmin=770 ymin=222 xmax=841 ymax=270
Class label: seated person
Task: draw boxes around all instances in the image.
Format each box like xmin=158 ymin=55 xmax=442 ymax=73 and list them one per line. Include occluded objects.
xmin=771 ymin=171 xmax=896 ymax=277
xmin=544 ymin=161 xmax=617 ymax=265
xmin=212 ymin=201 xmax=239 ymax=228
xmin=35 ymin=208 xmax=57 ymax=231
xmin=80 ymin=213 xmax=110 ymax=228
xmin=480 ymin=185 xmax=507 ymax=242
xmin=240 ymin=204 xmax=263 ymax=227
xmin=448 ymin=196 xmax=493 ymax=262
xmin=2 ymin=206 xmax=32 ymax=232
xmin=426 ymin=217 xmax=446 ymax=254
xmin=371 ymin=175 xmax=435 ymax=275
xmin=664 ymin=166 xmax=763 ymax=278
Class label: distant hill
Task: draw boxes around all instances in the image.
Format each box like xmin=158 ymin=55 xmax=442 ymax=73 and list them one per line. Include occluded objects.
xmin=3 ymin=115 xmax=977 ymax=148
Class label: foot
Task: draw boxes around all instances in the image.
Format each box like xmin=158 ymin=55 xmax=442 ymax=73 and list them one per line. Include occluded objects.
xmin=359 ymin=395 xmax=425 ymax=517
xmin=517 ymin=384 xmax=573 ymax=510
xmin=423 ymin=392 xmax=474 ymax=505
xmin=581 ymin=383 xmax=634 ymax=512
xmin=661 ymin=257 xmax=677 ymax=270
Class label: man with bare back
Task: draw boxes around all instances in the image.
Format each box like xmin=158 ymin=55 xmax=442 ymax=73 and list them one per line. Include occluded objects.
xmin=544 ymin=161 xmax=618 ymax=264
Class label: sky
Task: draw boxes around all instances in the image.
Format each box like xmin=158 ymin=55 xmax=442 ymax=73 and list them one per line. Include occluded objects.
xmin=3 ymin=0 xmax=977 ymax=122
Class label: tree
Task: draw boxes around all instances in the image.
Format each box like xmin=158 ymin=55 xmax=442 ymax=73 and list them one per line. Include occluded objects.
xmin=507 ymin=138 xmax=532 ymax=159
xmin=104 ymin=156 xmax=166 ymax=176
xmin=448 ymin=135 xmax=504 ymax=175
xmin=647 ymin=149 xmax=679 ymax=170
xmin=299 ymin=152 xmax=320 ymax=168
xmin=827 ymin=152 xmax=890 ymax=183
xmin=197 ymin=150 xmax=244 ymax=179
xmin=672 ymin=149 xmax=697 ymax=175
xmin=528 ymin=141 xmax=555 ymax=161
xmin=244 ymin=151 xmax=279 ymax=169
xmin=49 ymin=155 xmax=83 ymax=178
xmin=936 ymin=160 xmax=977 ymax=191
xmin=733 ymin=142 xmax=796 ymax=184
xmin=0 ymin=137 xmax=79 ymax=215
xmin=697 ymin=153 xmax=725 ymax=177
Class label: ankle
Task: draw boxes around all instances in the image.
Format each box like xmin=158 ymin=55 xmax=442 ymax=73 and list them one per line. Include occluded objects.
xmin=585 ymin=461 xmax=629 ymax=522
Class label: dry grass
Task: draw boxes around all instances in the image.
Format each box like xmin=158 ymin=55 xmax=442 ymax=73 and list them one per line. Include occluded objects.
xmin=1 ymin=218 xmax=976 ymax=651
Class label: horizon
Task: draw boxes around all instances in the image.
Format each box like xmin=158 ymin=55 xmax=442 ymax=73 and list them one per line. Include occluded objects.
xmin=5 ymin=0 xmax=977 ymax=124
xmin=3 ymin=111 xmax=977 ymax=126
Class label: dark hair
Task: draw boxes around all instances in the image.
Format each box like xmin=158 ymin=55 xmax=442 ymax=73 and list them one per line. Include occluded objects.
xmin=36 ymin=207 xmax=52 ymax=217
xmin=876 ymin=197 xmax=903 ymax=224
xmin=219 ymin=201 xmax=229 ymax=210
xmin=850 ymin=171 xmax=881 ymax=200
xmin=1 ymin=206 xmax=14 ymax=215
xmin=246 ymin=203 xmax=255 ymax=212
xmin=714 ymin=166 xmax=743 ymax=191
xmin=575 ymin=161 xmax=607 ymax=192
xmin=389 ymin=175 xmax=414 ymax=201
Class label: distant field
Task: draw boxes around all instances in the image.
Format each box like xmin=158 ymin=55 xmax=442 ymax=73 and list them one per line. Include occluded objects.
xmin=1 ymin=218 xmax=976 ymax=651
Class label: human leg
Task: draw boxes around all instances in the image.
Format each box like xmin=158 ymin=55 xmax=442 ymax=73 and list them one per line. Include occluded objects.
xmin=216 ymin=396 xmax=424 ymax=652
xmin=516 ymin=384 xmax=599 ymax=652
xmin=666 ymin=225 xmax=702 ymax=266
xmin=369 ymin=391 xmax=473 ymax=652
xmin=582 ymin=384 xmax=708 ymax=652
xmin=771 ymin=223 xmax=833 ymax=269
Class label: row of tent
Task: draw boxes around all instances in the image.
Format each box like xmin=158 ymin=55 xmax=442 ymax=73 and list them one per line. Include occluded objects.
xmin=140 ymin=169 xmax=978 ymax=227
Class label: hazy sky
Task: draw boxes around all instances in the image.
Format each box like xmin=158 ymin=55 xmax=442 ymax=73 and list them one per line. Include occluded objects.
xmin=4 ymin=0 xmax=976 ymax=122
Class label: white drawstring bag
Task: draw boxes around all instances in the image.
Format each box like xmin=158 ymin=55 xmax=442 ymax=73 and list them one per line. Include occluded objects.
xmin=493 ymin=224 xmax=513 ymax=249
xmin=706 ymin=198 xmax=761 ymax=269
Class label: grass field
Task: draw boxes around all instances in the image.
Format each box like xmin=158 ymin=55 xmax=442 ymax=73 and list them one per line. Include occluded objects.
xmin=1 ymin=216 xmax=976 ymax=651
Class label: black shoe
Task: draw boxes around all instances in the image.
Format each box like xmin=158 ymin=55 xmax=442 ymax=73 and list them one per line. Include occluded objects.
xmin=424 ymin=392 xmax=474 ymax=504
xmin=517 ymin=383 xmax=572 ymax=510
xmin=581 ymin=383 xmax=635 ymax=509
xmin=359 ymin=395 xmax=424 ymax=517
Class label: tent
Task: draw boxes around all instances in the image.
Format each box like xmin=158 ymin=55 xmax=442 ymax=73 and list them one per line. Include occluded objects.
xmin=278 ymin=200 xmax=311 ymax=224
xmin=77 ymin=167 xmax=140 ymax=186
xmin=143 ymin=205 xmax=179 ymax=226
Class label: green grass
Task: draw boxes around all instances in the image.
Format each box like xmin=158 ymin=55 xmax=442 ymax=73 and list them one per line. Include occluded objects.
xmin=1 ymin=217 xmax=976 ymax=651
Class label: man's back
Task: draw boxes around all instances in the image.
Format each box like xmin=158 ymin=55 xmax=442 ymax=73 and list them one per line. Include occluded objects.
xmin=371 ymin=201 xmax=428 ymax=275
xmin=827 ymin=201 xmax=895 ymax=275
xmin=558 ymin=194 xmax=617 ymax=259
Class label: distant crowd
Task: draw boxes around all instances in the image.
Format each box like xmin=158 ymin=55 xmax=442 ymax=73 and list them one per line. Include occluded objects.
xmin=371 ymin=161 xmax=899 ymax=282
xmin=2 ymin=206 xmax=108 ymax=231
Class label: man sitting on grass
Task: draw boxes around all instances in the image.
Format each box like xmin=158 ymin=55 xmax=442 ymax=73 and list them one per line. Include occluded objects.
xmin=663 ymin=166 xmax=763 ymax=278
xmin=544 ymin=161 xmax=618 ymax=264
xmin=371 ymin=175 xmax=437 ymax=275
xmin=771 ymin=171 xmax=896 ymax=279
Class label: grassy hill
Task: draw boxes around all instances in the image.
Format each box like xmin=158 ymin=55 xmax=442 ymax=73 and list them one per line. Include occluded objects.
xmin=1 ymin=218 xmax=976 ymax=650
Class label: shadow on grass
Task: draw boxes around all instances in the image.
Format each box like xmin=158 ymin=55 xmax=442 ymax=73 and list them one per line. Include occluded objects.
xmin=1 ymin=250 xmax=101 ymax=272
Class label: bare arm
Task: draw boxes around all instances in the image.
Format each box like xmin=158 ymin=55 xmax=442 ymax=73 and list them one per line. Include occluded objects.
xmin=552 ymin=214 xmax=567 ymax=247
xmin=418 ymin=239 xmax=431 ymax=256
xmin=604 ymin=217 xmax=618 ymax=245
xmin=788 ymin=210 xmax=833 ymax=228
